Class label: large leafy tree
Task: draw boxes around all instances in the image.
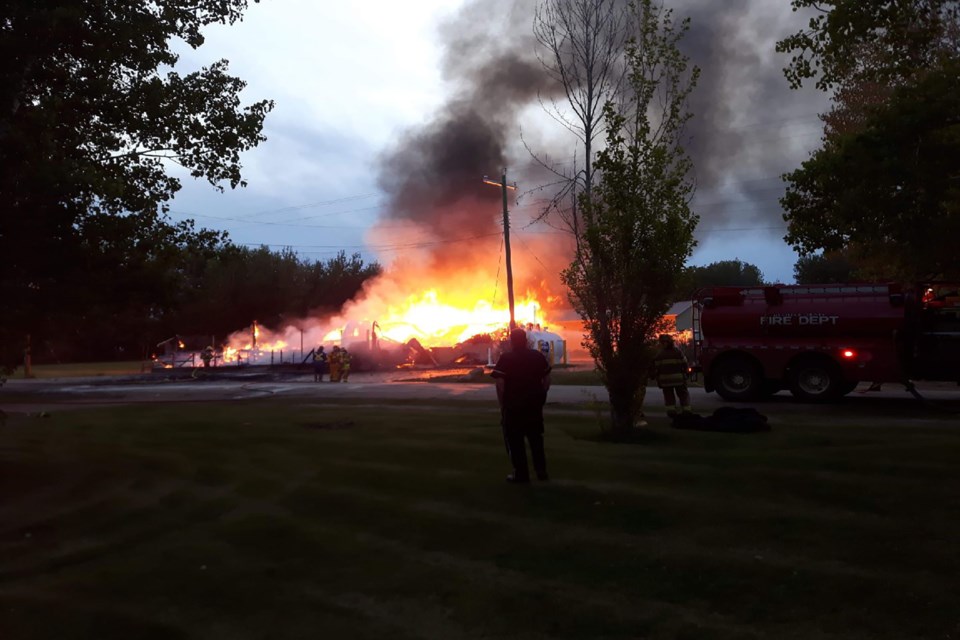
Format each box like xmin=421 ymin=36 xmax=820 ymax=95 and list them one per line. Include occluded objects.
xmin=0 ymin=0 xmax=273 ymax=370
xmin=782 ymin=64 xmax=960 ymax=280
xmin=777 ymin=0 xmax=959 ymax=281
xmin=563 ymin=0 xmax=699 ymax=432
xmin=777 ymin=0 xmax=959 ymax=92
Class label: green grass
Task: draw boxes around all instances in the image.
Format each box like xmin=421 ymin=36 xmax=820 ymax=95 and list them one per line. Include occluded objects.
xmin=7 ymin=360 xmax=149 ymax=379
xmin=2 ymin=401 xmax=959 ymax=639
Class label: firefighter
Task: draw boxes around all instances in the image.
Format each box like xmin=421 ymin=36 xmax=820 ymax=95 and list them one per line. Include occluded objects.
xmin=652 ymin=334 xmax=691 ymax=415
xmin=329 ymin=346 xmax=342 ymax=382
xmin=340 ymin=348 xmax=352 ymax=382
xmin=313 ymin=345 xmax=327 ymax=382
xmin=200 ymin=345 xmax=215 ymax=368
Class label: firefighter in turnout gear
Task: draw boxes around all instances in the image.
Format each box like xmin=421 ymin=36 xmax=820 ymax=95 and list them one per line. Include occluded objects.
xmin=201 ymin=346 xmax=215 ymax=368
xmin=340 ymin=348 xmax=352 ymax=382
xmin=312 ymin=346 xmax=327 ymax=382
xmin=329 ymin=346 xmax=343 ymax=382
xmin=652 ymin=334 xmax=691 ymax=415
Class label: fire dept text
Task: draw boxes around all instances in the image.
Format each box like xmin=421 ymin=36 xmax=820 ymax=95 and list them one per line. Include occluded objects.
xmin=760 ymin=314 xmax=840 ymax=326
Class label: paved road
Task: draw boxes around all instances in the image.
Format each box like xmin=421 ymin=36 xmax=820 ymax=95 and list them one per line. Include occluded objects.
xmin=3 ymin=374 xmax=958 ymax=422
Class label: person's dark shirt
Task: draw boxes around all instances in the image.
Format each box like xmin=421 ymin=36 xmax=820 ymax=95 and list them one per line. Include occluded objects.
xmin=492 ymin=347 xmax=551 ymax=410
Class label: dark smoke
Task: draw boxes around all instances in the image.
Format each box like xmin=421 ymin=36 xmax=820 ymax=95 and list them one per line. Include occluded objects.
xmin=376 ymin=0 xmax=557 ymax=269
xmin=676 ymin=0 xmax=827 ymax=226
xmin=377 ymin=0 xmax=827 ymax=251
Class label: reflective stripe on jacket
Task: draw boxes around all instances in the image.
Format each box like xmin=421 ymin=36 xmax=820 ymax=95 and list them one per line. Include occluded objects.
xmin=653 ymin=348 xmax=687 ymax=387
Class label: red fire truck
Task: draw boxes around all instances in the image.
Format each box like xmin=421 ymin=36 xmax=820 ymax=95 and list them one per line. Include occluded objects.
xmin=693 ymin=283 xmax=960 ymax=401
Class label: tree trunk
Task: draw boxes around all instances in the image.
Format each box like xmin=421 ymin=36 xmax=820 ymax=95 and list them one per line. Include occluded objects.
xmin=608 ymin=385 xmax=637 ymax=431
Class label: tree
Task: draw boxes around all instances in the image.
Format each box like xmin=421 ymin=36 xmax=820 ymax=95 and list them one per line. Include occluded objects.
xmin=793 ymin=252 xmax=859 ymax=284
xmin=170 ymin=249 xmax=382 ymax=343
xmin=776 ymin=0 xmax=959 ymax=92
xmin=0 ymin=0 xmax=273 ymax=370
xmin=55 ymin=214 xmax=230 ymax=361
xmin=777 ymin=0 xmax=960 ymax=282
xmin=563 ymin=0 xmax=699 ymax=432
xmin=782 ymin=62 xmax=960 ymax=281
xmin=533 ymin=0 xmax=626 ymax=237
xmin=783 ymin=2 xmax=958 ymax=140
xmin=673 ymin=260 xmax=764 ymax=300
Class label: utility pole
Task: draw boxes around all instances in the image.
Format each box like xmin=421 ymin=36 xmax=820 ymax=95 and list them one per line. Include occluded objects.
xmin=483 ymin=170 xmax=518 ymax=330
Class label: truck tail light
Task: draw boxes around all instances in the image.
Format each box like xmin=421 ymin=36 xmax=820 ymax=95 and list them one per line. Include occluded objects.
xmin=841 ymin=349 xmax=857 ymax=359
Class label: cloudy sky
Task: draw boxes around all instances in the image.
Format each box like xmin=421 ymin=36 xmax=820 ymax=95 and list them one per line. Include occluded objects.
xmin=166 ymin=0 xmax=828 ymax=284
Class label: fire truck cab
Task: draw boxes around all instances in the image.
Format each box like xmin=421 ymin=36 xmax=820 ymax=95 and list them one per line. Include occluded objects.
xmin=694 ymin=283 xmax=960 ymax=402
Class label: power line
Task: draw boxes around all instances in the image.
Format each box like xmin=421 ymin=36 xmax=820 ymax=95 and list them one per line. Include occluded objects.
xmin=238 ymin=230 xmax=503 ymax=253
xmin=214 ymin=193 xmax=379 ymax=221
xmin=170 ymin=204 xmax=385 ymax=227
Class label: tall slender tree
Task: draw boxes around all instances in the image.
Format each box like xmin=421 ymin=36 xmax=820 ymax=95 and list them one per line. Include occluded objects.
xmin=533 ymin=0 xmax=626 ymax=242
xmin=563 ymin=0 xmax=699 ymax=431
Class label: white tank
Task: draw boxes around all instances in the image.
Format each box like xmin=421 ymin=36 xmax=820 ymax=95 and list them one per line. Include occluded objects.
xmin=523 ymin=328 xmax=566 ymax=366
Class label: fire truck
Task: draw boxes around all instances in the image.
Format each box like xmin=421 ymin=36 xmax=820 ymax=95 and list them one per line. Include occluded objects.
xmin=693 ymin=283 xmax=960 ymax=402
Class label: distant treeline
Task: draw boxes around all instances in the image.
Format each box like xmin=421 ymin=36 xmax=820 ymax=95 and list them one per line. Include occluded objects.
xmin=3 ymin=212 xmax=380 ymax=365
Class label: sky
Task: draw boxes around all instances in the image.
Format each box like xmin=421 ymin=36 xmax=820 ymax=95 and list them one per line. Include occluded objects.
xmin=165 ymin=0 xmax=829 ymax=285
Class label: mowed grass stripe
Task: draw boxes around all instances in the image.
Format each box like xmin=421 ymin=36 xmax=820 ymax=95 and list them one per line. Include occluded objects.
xmin=273 ymin=473 xmax=954 ymax=630
xmin=1 ymin=400 xmax=959 ymax=639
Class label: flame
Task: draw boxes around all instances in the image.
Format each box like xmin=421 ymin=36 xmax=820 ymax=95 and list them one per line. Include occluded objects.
xmin=220 ymin=323 xmax=288 ymax=364
xmin=374 ymin=290 xmax=543 ymax=346
xmin=210 ymin=223 xmax=574 ymax=363
xmin=213 ymin=287 xmax=554 ymax=366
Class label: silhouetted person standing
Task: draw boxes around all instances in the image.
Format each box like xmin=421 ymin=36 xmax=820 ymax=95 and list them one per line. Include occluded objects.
xmin=492 ymin=328 xmax=552 ymax=484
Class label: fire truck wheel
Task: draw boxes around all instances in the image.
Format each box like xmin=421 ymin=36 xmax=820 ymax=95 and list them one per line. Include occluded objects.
xmin=712 ymin=356 xmax=763 ymax=401
xmin=789 ymin=358 xmax=843 ymax=402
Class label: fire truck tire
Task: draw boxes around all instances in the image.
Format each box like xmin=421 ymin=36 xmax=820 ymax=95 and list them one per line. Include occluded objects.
xmin=789 ymin=357 xmax=844 ymax=402
xmin=711 ymin=356 xmax=764 ymax=401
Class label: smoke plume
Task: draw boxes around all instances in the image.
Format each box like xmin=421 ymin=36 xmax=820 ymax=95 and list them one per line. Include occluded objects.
xmin=376 ymin=0 xmax=825 ymax=249
xmin=374 ymin=0 xmax=557 ymax=271
xmin=676 ymin=0 xmax=827 ymax=226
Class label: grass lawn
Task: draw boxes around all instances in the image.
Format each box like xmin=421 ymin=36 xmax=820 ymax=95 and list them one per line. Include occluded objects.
xmin=1 ymin=400 xmax=958 ymax=639
xmin=7 ymin=361 xmax=150 ymax=379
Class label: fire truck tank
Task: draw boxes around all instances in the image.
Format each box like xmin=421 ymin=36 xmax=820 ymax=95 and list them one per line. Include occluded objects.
xmin=700 ymin=285 xmax=906 ymax=341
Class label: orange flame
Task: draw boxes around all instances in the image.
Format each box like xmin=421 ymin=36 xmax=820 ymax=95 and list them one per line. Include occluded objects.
xmin=373 ymin=290 xmax=543 ymax=346
xmin=220 ymin=323 xmax=288 ymax=364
